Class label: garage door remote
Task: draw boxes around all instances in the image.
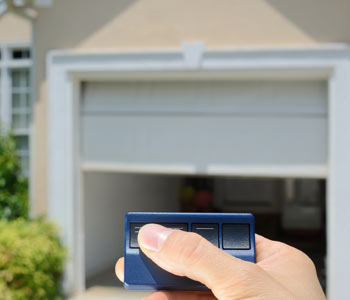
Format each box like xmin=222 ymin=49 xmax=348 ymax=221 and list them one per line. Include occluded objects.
xmin=124 ymin=212 xmax=256 ymax=290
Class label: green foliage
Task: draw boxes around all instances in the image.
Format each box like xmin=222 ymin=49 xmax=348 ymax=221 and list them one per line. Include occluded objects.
xmin=0 ymin=132 xmax=28 ymax=220
xmin=0 ymin=218 xmax=66 ymax=300
xmin=0 ymin=133 xmax=66 ymax=299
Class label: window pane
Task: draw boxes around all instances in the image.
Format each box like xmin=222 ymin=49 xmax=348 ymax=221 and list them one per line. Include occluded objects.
xmin=11 ymin=69 xmax=30 ymax=88
xmin=12 ymin=113 xmax=28 ymax=129
xmin=12 ymin=93 xmax=21 ymax=108
xmin=12 ymin=49 xmax=31 ymax=60
xmin=12 ymin=70 xmax=21 ymax=88
xmin=25 ymin=92 xmax=31 ymax=107
xmin=15 ymin=136 xmax=29 ymax=152
xmin=21 ymin=156 xmax=29 ymax=175
xmin=12 ymin=114 xmax=21 ymax=129
xmin=25 ymin=113 xmax=31 ymax=127
xmin=15 ymin=136 xmax=29 ymax=176
xmin=23 ymin=69 xmax=30 ymax=87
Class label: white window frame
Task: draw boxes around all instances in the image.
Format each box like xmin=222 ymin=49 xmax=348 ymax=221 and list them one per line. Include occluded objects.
xmin=47 ymin=43 xmax=350 ymax=299
xmin=0 ymin=42 xmax=32 ymax=169
xmin=0 ymin=42 xmax=32 ymax=148
xmin=0 ymin=42 xmax=32 ymax=203
xmin=0 ymin=43 xmax=32 ymax=126
xmin=0 ymin=42 xmax=31 ymax=130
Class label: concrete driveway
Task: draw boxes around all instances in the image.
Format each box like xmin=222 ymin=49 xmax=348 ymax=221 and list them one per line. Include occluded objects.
xmin=69 ymin=287 xmax=151 ymax=300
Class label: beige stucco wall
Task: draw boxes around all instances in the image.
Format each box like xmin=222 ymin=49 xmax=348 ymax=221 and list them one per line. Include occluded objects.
xmin=0 ymin=11 xmax=31 ymax=43
xmin=33 ymin=0 xmax=350 ymax=214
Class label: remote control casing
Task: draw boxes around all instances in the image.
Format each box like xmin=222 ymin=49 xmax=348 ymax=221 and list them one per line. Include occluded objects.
xmin=124 ymin=212 xmax=256 ymax=290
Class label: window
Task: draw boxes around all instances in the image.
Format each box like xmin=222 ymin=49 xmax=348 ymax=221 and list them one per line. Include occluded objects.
xmin=0 ymin=44 xmax=32 ymax=177
xmin=11 ymin=69 xmax=31 ymax=130
xmin=11 ymin=68 xmax=31 ymax=176
xmin=12 ymin=48 xmax=30 ymax=60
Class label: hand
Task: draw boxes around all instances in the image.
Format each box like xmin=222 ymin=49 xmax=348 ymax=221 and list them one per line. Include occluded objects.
xmin=115 ymin=224 xmax=326 ymax=300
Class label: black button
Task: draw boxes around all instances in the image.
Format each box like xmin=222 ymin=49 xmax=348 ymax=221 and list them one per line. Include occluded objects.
xmin=161 ymin=223 xmax=188 ymax=231
xmin=130 ymin=223 xmax=188 ymax=248
xmin=130 ymin=223 xmax=146 ymax=248
xmin=222 ymin=224 xmax=250 ymax=250
xmin=191 ymin=224 xmax=219 ymax=247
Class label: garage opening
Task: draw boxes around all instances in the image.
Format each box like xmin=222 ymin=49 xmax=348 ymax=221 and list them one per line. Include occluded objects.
xmin=80 ymin=78 xmax=328 ymax=292
xmin=83 ymin=173 xmax=326 ymax=292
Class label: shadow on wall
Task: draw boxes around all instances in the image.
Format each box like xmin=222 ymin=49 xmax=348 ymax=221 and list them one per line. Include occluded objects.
xmin=37 ymin=0 xmax=350 ymax=49
xmin=266 ymin=0 xmax=350 ymax=43
xmin=35 ymin=0 xmax=137 ymax=49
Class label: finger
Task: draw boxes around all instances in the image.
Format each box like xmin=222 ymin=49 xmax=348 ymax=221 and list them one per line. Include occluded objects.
xmin=255 ymin=234 xmax=278 ymax=261
xmin=255 ymin=234 xmax=294 ymax=263
xmin=144 ymin=291 xmax=215 ymax=300
xmin=115 ymin=257 xmax=124 ymax=283
xmin=138 ymin=224 xmax=256 ymax=293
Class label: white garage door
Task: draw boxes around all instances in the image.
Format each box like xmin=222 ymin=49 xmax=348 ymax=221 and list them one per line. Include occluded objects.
xmin=80 ymin=80 xmax=327 ymax=177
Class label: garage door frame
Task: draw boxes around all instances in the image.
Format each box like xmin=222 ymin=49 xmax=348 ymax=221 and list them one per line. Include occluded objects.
xmin=47 ymin=43 xmax=350 ymax=299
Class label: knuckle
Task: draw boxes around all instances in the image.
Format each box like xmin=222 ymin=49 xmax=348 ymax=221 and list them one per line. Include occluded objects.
xmin=297 ymin=250 xmax=317 ymax=270
xmin=283 ymin=245 xmax=317 ymax=272
xmin=176 ymin=232 xmax=206 ymax=267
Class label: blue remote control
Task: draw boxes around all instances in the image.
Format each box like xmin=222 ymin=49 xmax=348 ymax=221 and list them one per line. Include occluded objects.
xmin=124 ymin=212 xmax=256 ymax=290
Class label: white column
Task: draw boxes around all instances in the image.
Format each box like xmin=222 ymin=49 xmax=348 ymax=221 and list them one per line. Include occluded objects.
xmin=327 ymin=62 xmax=350 ymax=300
xmin=48 ymin=66 xmax=82 ymax=295
xmin=0 ymin=45 xmax=11 ymax=132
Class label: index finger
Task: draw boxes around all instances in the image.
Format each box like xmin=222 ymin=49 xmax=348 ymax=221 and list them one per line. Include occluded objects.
xmin=115 ymin=257 xmax=124 ymax=282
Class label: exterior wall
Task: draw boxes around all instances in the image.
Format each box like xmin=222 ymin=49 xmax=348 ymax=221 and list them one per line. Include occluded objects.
xmin=0 ymin=11 xmax=31 ymax=43
xmin=33 ymin=0 xmax=350 ymax=214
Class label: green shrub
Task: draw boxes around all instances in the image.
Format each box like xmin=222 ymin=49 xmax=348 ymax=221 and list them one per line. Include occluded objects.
xmin=0 ymin=133 xmax=28 ymax=220
xmin=0 ymin=218 xmax=66 ymax=300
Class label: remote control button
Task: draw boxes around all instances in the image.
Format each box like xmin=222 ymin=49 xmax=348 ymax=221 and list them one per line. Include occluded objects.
xmin=160 ymin=223 xmax=188 ymax=231
xmin=191 ymin=223 xmax=219 ymax=247
xmin=222 ymin=224 xmax=250 ymax=250
xmin=130 ymin=223 xmax=146 ymax=248
xmin=130 ymin=223 xmax=188 ymax=248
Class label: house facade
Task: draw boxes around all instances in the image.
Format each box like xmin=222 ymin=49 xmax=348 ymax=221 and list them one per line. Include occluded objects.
xmin=20 ymin=0 xmax=350 ymax=299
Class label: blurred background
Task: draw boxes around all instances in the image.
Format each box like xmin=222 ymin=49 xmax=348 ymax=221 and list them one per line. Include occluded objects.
xmin=0 ymin=0 xmax=350 ymax=299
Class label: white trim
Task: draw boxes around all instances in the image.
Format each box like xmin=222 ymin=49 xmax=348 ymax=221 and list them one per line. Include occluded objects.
xmin=13 ymin=128 xmax=30 ymax=135
xmin=47 ymin=44 xmax=350 ymax=299
xmin=82 ymin=162 xmax=327 ymax=179
xmin=3 ymin=60 xmax=32 ymax=69
xmin=82 ymin=162 xmax=197 ymax=175
xmin=3 ymin=41 xmax=33 ymax=49
xmin=0 ymin=44 xmax=12 ymax=132
xmin=182 ymin=42 xmax=205 ymax=68
xmin=206 ymin=165 xmax=327 ymax=179
xmin=72 ymin=77 xmax=85 ymax=293
xmin=30 ymin=19 xmax=36 ymax=218
xmin=327 ymin=62 xmax=350 ymax=299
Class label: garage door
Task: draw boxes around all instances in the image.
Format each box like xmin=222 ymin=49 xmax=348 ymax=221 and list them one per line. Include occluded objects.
xmin=80 ymin=80 xmax=327 ymax=177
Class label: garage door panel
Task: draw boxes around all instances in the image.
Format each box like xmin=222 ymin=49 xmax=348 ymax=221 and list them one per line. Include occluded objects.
xmin=81 ymin=80 xmax=327 ymax=174
xmin=82 ymin=81 xmax=327 ymax=115
xmin=81 ymin=114 xmax=327 ymax=166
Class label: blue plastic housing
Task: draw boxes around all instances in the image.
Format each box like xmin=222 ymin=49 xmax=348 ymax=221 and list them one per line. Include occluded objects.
xmin=124 ymin=212 xmax=256 ymax=290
